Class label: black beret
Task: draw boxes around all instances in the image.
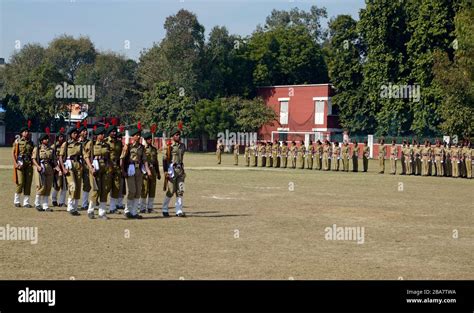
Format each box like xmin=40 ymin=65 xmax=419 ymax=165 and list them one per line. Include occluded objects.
xmin=67 ymin=127 xmax=79 ymax=135
xmin=106 ymin=126 xmax=117 ymax=136
xmin=143 ymin=132 xmax=152 ymax=140
xmin=93 ymin=126 xmax=105 ymax=136
xmin=39 ymin=133 xmax=49 ymax=141
xmin=19 ymin=127 xmax=29 ymax=133
xmin=170 ymin=128 xmax=181 ymax=136
xmin=129 ymin=127 xmax=141 ymax=137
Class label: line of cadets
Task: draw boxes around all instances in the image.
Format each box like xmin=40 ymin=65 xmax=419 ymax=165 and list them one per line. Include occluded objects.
xmin=12 ymin=121 xmax=188 ymax=219
xmin=217 ymin=138 xmax=474 ymax=178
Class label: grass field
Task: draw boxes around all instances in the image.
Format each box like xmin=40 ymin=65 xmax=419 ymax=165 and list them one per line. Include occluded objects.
xmin=0 ymin=147 xmax=472 ymax=280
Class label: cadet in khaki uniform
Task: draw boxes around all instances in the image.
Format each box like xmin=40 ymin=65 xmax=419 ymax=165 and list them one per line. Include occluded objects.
xmin=120 ymin=127 xmax=152 ymax=219
xmin=332 ymin=142 xmax=340 ymax=171
xmin=413 ymin=141 xmax=422 ymax=176
xmin=315 ymin=140 xmax=322 ymax=170
xmin=59 ymin=127 xmax=83 ymax=216
xmin=341 ymin=141 xmax=349 ymax=172
xmin=363 ymin=140 xmax=370 ymax=172
xmin=139 ymin=132 xmax=161 ymax=213
xmin=297 ymin=142 xmax=306 ymax=169
xmin=51 ymin=130 xmax=67 ymax=207
xmin=78 ymin=126 xmax=91 ymax=210
xmin=272 ymin=140 xmax=279 ymax=168
xmin=322 ymin=140 xmax=331 ymax=171
xmin=83 ymin=126 xmax=111 ymax=219
xmin=351 ymin=141 xmax=359 ymax=172
xmin=266 ymin=142 xmax=273 ymax=167
xmin=433 ymin=140 xmax=444 ymax=177
xmin=444 ymin=143 xmax=451 ymax=177
xmin=400 ymin=141 xmax=406 ymax=175
xmin=281 ymin=142 xmax=288 ymax=168
xmin=378 ymin=139 xmax=386 ymax=174
xmin=116 ymin=131 xmax=126 ymax=210
xmin=461 ymin=142 xmax=470 ymax=178
xmin=32 ymin=133 xmax=54 ymax=212
xmin=260 ymin=142 xmax=266 ymax=167
xmin=451 ymin=143 xmax=461 ymax=178
xmin=244 ymin=144 xmax=250 ymax=167
xmin=405 ymin=141 xmax=414 ymax=175
xmin=106 ymin=126 xmax=123 ymax=213
xmin=290 ymin=141 xmax=297 ymax=169
xmin=389 ymin=140 xmax=398 ymax=175
xmin=233 ymin=143 xmax=239 ymax=166
xmin=421 ymin=140 xmax=431 ymax=176
xmin=251 ymin=143 xmax=257 ymax=167
xmin=216 ymin=140 xmax=224 ymax=164
xmin=466 ymin=142 xmax=473 ymax=179
xmin=307 ymin=141 xmax=314 ymax=170
xmin=12 ymin=126 xmax=34 ymax=207
xmin=162 ymin=127 xmax=187 ymax=217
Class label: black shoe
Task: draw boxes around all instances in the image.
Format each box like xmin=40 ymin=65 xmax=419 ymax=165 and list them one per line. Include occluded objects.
xmin=70 ymin=211 xmax=80 ymax=216
xmin=134 ymin=214 xmax=143 ymax=219
xmin=147 ymin=208 xmax=154 ymax=214
xmin=162 ymin=212 xmax=170 ymax=217
xmin=14 ymin=203 xmax=21 ymax=207
xmin=87 ymin=212 xmax=95 ymax=219
xmin=24 ymin=204 xmax=32 ymax=208
xmin=139 ymin=208 xmax=146 ymax=214
xmin=35 ymin=205 xmax=43 ymax=211
xmin=81 ymin=206 xmax=88 ymax=211
xmin=52 ymin=201 xmax=58 ymax=207
xmin=125 ymin=212 xmax=134 ymax=219
xmin=176 ymin=212 xmax=186 ymax=217
xmin=45 ymin=207 xmax=53 ymax=212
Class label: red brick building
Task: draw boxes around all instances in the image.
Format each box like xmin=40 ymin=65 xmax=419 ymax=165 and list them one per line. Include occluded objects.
xmin=257 ymin=84 xmax=341 ymax=143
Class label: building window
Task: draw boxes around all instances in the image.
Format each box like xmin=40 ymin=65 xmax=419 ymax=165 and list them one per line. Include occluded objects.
xmin=280 ymin=101 xmax=288 ymax=125
xmin=315 ymin=100 xmax=325 ymax=125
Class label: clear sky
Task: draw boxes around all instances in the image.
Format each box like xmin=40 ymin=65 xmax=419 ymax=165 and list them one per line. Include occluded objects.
xmin=1 ymin=0 xmax=365 ymax=62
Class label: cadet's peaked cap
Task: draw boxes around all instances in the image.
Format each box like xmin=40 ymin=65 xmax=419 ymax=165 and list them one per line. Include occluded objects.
xmin=129 ymin=127 xmax=141 ymax=137
xmin=93 ymin=126 xmax=105 ymax=136
xmin=39 ymin=133 xmax=49 ymax=141
xmin=106 ymin=126 xmax=117 ymax=136
xmin=143 ymin=132 xmax=152 ymax=140
xmin=68 ymin=127 xmax=79 ymax=135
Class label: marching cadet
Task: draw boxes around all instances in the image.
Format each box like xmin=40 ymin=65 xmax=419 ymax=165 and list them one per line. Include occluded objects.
xmin=216 ymin=140 xmax=224 ymax=165
xmin=461 ymin=141 xmax=470 ymax=178
xmin=120 ymin=126 xmax=152 ymax=219
xmin=244 ymin=144 xmax=250 ymax=167
xmin=78 ymin=125 xmax=91 ymax=210
xmin=362 ymin=140 xmax=370 ymax=172
xmin=421 ymin=140 xmax=431 ymax=176
xmin=116 ymin=130 xmax=126 ymax=211
xmin=390 ymin=140 xmax=398 ymax=175
xmin=59 ymin=126 xmax=82 ymax=216
xmin=412 ymin=141 xmax=421 ymax=176
xmin=378 ymin=139 xmax=386 ymax=174
xmin=341 ymin=141 xmax=349 ymax=172
xmin=162 ymin=127 xmax=187 ymax=217
xmin=12 ymin=124 xmax=34 ymax=208
xmin=260 ymin=141 xmax=266 ymax=167
xmin=281 ymin=141 xmax=288 ymax=168
xmin=272 ymin=140 xmax=279 ymax=168
xmin=466 ymin=141 xmax=473 ymax=179
xmin=139 ymin=132 xmax=161 ymax=213
xmin=290 ymin=141 xmax=297 ymax=169
xmin=315 ymin=140 xmax=322 ymax=170
xmin=266 ymin=141 xmax=273 ymax=167
xmin=251 ymin=142 xmax=258 ymax=167
xmin=451 ymin=143 xmax=461 ymax=178
xmin=83 ymin=126 xmax=111 ymax=220
xmin=322 ymin=140 xmax=331 ymax=171
xmin=428 ymin=141 xmax=434 ymax=176
xmin=405 ymin=141 xmax=414 ymax=175
xmin=351 ymin=141 xmax=359 ymax=172
xmin=332 ymin=141 xmax=341 ymax=171
xmin=106 ymin=125 xmax=123 ymax=213
xmin=433 ymin=140 xmax=444 ymax=177
xmin=32 ymin=130 xmax=54 ymax=212
xmin=400 ymin=141 xmax=406 ymax=175
xmin=298 ymin=141 xmax=306 ymax=169
xmin=51 ymin=129 xmax=67 ymax=207
xmin=307 ymin=140 xmax=314 ymax=170
xmin=233 ymin=143 xmax=239 ymax=166
xmin=444 ymin=142 xmax=451 ymax=177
